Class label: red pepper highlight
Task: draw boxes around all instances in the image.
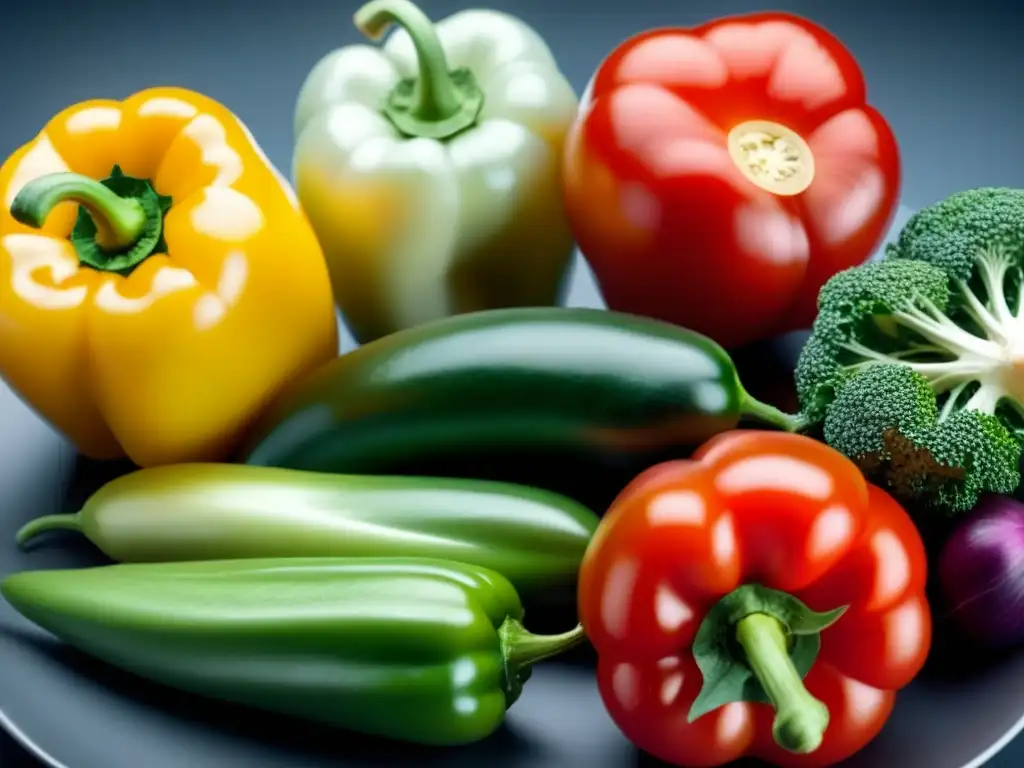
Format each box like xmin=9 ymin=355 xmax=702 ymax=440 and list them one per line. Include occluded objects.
xmin=563 ymin=13 xmax=901 ymax=349
xmin=578 ymin=431 xmax=931 ymax=767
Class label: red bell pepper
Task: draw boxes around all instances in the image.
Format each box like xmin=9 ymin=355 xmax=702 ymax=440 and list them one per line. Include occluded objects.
xmin=578 ymin=431 xmax=931 ymax=767
xmin=562 ymin=13 xmax=900 ymax=349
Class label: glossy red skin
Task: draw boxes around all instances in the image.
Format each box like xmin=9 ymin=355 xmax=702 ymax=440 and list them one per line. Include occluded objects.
xmin=562 ymin=13 xmax=901 ymax=349
xmin=578 ymin=431 xmax=931 ymax=768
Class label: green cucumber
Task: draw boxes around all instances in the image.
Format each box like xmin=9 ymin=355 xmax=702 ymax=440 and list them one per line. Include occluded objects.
xmin=241 ymin=308 xmax=799 ymax=509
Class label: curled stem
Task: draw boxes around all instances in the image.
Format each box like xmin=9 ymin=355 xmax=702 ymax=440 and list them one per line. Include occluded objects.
xmin=16 ymin=514 xmax=83 ymax=549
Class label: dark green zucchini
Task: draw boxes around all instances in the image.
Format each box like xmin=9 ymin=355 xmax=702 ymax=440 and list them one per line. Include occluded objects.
xmin=240 ymin=308 xmax=800 ymax=510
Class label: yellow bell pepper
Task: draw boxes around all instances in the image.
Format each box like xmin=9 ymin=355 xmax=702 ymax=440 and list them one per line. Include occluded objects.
xmin=0 ymin=87 xmax=339 ymax=467
xmin=292 ymin=0 xmax=579 ymax=344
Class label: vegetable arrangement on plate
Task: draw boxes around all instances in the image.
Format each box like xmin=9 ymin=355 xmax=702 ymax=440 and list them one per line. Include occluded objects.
xmin=0 ymin=3 xmax=1019 ymax=768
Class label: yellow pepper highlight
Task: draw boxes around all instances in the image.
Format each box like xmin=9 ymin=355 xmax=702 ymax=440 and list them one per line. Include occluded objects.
xmin=0 ymin=87 xmax=339 ymax=467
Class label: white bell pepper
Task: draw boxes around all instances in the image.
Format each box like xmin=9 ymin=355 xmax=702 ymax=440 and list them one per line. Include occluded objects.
xmin=293 ymin=0 xmax=579 ymax=343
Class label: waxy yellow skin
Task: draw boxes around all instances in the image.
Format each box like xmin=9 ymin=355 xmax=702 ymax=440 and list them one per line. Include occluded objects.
xmin=0 ymin=88 xmax=339 ymax=467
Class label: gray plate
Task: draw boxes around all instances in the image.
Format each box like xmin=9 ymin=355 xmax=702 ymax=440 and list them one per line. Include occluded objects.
xmin=3 ymin=225 xmax=1024 ymax=768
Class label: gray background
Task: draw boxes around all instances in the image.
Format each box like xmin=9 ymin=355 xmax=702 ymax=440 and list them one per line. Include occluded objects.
xmin=1 ymin=0 xmax=1023 ymax=765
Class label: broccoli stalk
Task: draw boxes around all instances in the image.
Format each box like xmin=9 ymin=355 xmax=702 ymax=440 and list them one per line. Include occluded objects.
xmin=796 ymin=188 xmax=1024 ymax=516
xmin=845 ymin=245 xmax=1024 ymax=421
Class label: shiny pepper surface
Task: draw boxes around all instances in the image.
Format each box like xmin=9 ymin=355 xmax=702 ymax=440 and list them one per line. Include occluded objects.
xmin=1 ymin=557 xmax=585 ymax=746
xmin=578 ymin=431 xmax=932 ymax=767
xmin=563 ymin=13 xmax=900 ymax=349
xmin=0 ymin=87 xmax=338 ymax=467
xmin=293 ymin=0 xmax=579 ymax=344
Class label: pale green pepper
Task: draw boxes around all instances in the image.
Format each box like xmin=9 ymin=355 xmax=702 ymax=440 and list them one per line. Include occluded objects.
xmin=292 ymin=0 xmax=579 ymax=344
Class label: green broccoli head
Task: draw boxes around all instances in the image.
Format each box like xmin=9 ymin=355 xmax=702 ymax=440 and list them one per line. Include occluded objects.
xmin=821 ymin=365 xmax=1020 ymax=514
xmin=797 ymin=188 xmax=1024 ymax=516
xmin=886 ymin=188 xmax=1024 ymax=281
xmin=795 ymin=260 xmax=951 ymax=424
xmin=926 ymin=409 xmax=1022 ymax=513
xmin=794 ymin=333 xmax=845 ymax=425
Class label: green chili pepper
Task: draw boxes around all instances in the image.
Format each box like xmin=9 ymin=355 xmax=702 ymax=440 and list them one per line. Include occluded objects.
xmin=14 ymin=463 xmax=597 ymax=601
xmin=1 ymin=558 xmax=585 ymax=746
xmin=240 ymin=307 xmax=804 ymax=509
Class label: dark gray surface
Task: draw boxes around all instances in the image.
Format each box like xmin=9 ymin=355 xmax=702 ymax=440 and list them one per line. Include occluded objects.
xmin=3 ymin=0 xmax=1024 ymax=766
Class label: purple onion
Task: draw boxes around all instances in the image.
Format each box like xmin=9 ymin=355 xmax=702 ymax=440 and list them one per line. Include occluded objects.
xmin=938 ymin=494 xmax=1024 ymax=649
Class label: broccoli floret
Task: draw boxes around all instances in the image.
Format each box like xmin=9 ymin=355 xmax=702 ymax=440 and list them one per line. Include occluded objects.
xmin=797 ymin=189 xmax=1024 ymax=516
xmin=794 ymin=333 xmax=846 ymax=425
xmin=821 ymin=365 xmax=1020 ymax=513
xmin=794 ymin=260 xmax=951 ymax=424
xmin=886 ymin=188 xmax=1024 ymax=281
xmin=822 ymin=364 xmax=937 ymax=463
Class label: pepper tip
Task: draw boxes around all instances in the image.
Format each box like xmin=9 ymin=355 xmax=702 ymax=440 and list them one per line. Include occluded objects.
xmin=773 ymin=700 xmax=829 ymax=755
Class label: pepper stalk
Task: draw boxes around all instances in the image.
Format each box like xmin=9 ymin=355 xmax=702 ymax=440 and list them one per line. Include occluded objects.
xmin=354 ymin=0 xmax=484 ymax=140
xmin=11 ymin=165 xmax=172 ymax=273
xmin=689 ymin=583 xmax=848 ymax=754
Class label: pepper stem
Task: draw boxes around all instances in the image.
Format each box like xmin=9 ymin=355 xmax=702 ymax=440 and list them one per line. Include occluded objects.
xmin=740 ymin=387 xmax=809 ymax=433
xmin=12 ymin=173 xmax=146 ymax=251
xmin=498 ymin=619 xmax=586 ymax=706
xmin=10 ymin=165 xmax=172 ymax=274
xmin=501 ymin=620 xmax=586 ymax=667
xmin=687 ymin=583 xmax=846 ymax=748
xmin=353 ymin=0 xmax=484 ymax=140
xmin=735 ymin=613 xmax=830 ymax=754
xmin=15 ymin=514 xmax=83 ymax=549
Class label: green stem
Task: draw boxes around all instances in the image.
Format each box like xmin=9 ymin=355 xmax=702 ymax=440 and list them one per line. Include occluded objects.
xmin=740 ymin=387 xmax=809 ymax=433
xmin=501 ymin=620 xmax=586 ymax=668
xmin=498 ymin=619 xmax=586 ymax=706
xmin=16 ymin=514 xmax=83 ymax=549
xmin=12 ymin=173 xmax=146 ymax=250
xmin=353 ymin=0 xmax=484 ymax=140
xmin=9 ymin=166 xmax=172 ymax=274
xmin=735 ymin=613 xmax=829 ymax=754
